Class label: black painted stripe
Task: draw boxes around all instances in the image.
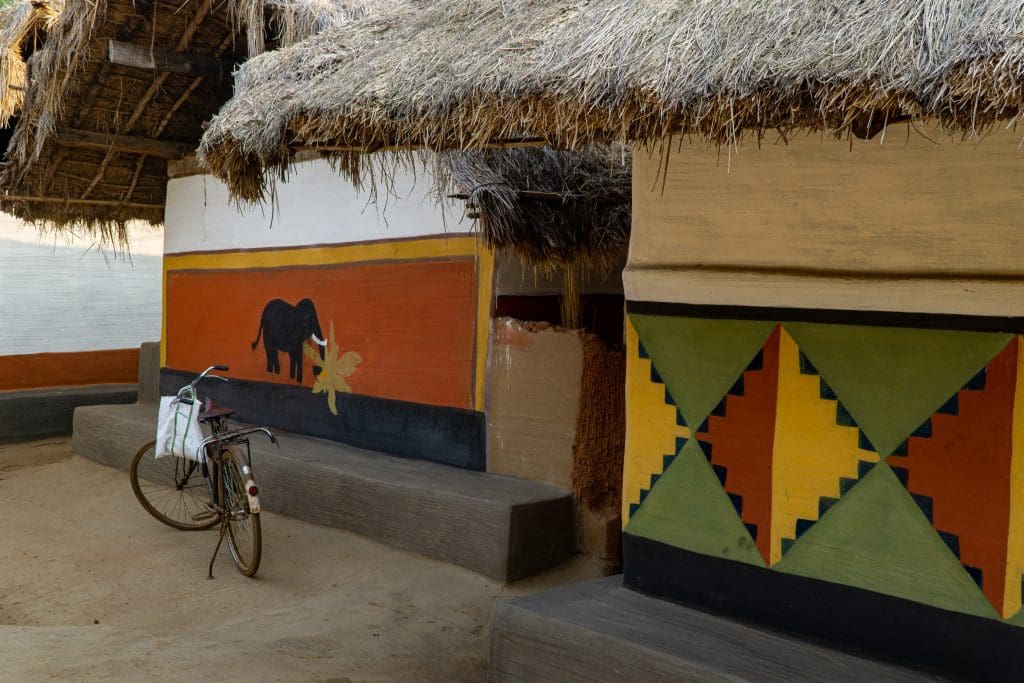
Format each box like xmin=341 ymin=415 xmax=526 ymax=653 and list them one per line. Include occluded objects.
xmin=626 ymin=300 xmax=1024 ymax=333
xmin=160 ymin=369 xmax=485 ymax=471
xmin=623 ymin=532 xmax=1023 ymax=680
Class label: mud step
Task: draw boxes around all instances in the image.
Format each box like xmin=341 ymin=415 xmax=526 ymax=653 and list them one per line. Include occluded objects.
xmin=489 ymin=576 xmax=943 ymax=682
xmin=72 ymin=402 xmax=574 ymax=582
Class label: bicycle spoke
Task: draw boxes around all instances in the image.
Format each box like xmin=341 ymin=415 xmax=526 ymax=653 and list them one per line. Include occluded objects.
xmin=130 ymin=442 xmax=218 ymax=531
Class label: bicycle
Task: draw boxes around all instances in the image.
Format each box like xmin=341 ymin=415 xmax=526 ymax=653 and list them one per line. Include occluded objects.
xmin=129 ymin=364 xmax=277 ymax=578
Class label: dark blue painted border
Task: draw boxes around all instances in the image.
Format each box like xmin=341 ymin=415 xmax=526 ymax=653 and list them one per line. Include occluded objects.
xmin=161 ymin=368 xmax=486 ymax=470
xmin=627 ymin=300 xmax=1024 ymax=333
xmin=623 ymin=532 xmax=1023 ymax=680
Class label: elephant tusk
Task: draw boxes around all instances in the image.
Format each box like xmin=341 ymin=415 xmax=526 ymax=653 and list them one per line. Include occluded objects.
xmin=311 ymin=334 xmax=328 ymax=347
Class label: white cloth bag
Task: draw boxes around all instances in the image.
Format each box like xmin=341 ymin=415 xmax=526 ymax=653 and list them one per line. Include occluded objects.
xmin=155 ymin=395 xmax=206 ymax=461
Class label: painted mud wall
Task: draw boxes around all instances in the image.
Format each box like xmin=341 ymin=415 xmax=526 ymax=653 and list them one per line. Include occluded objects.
xmin=623 ymin=127 xmax=1024 ymax=671
xmin=162 ymin=159 xmax=492 ymax=469
xmin=0 ymin=218 xmax=162 ymax=441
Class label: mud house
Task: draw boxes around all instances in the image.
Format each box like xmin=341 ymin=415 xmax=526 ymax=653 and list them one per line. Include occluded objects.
xmin=0 ymin=0 xmax=161 ymax=441
xmin=196 ymin=0 xmax=1024 ymax=678
xmin=0 ymin=0 xmax=630 ymax=579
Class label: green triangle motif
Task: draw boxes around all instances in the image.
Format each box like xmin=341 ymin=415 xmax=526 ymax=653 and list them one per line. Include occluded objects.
xmin=629 ymin=313 xmax=776 ymax=429
xmin=775 ymin=463 xmax=998 ymax=620
xmin=784 ymin=322 xmax=1012 ymax=457
xmin=626 ymin=439 xmax=765 ymax=567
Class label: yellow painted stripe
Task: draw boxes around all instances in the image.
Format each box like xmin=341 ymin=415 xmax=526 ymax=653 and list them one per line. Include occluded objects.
xmin=164 ymin=236 xmax=480 ymax=272
xmin=622 ymin=317 xmax=691 ymax=525
xmin=1005 ymin=337 xmax=1024 ymax=619
xmin=160 ymin=265 xmax=168 ymax=366
xmin=770 ymin=327 xmax=875 ymax=565
xmin=473 ymin=245 xmax=495 ymax=412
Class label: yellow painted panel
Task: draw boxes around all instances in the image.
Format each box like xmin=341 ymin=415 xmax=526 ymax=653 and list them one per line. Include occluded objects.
xmin=769 ymin=327 xmax=878 ymax=565
xmin=1005 ymin=337 xmax=1024 ymax=619
xmin=473 ymin=245 xmax=495 ymax=412
xmin=623 ymin=318 xmax=690 ymax=524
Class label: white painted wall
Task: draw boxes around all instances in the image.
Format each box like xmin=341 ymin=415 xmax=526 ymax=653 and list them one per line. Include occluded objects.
xmin=164 ymin=157 xmax=471 ymax=254
xmin=0 ymin=218 xmax=162 ymax=355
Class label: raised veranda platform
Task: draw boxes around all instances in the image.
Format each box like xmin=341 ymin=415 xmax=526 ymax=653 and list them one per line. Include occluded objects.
xmin=71 ymin=344 xmax=575 ymax=582
xmin=489 ymin=577 xmax=945 ymax=682
xmin=0 ymin=384 xmax=136 ymax=443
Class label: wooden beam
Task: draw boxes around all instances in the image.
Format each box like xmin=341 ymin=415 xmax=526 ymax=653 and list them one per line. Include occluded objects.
xmin=167 ymin=154 xmax=205 ymax=179
xmin=81 ymin=0 xmax=217 ymax=200
xmin=1 ymin=195 xmax=162 ymax=210
xmin=54 ymin=128 xmax=193 ymax=159
xmin=108 ymin=40 xmax=230 ymax=78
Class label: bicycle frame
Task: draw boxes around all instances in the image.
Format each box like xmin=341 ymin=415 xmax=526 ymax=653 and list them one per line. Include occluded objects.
xmin=175 ymin=365 xmax=276 ymax=578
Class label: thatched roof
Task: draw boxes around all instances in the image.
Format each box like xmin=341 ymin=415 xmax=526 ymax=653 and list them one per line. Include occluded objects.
xmin=0 ymin=0 xmax=61 ymax=129
xmin=200 ymin=0 xmax=1024 ymax=200
xmin=0 ymin=0 xmax=375 ymax=244
xmin=439 ymin=145 xmax=630 ymax=271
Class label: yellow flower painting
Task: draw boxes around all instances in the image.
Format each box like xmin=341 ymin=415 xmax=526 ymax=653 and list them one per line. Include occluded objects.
xmin=304 ymin=321 xmax=362 ymax=415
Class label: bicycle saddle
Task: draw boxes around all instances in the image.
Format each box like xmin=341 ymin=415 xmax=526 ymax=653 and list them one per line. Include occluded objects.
xmin=198 ymin=399 xmax=235 ymax=423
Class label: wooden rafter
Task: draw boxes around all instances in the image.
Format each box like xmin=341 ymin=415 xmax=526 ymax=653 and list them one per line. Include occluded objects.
xmin=108 ymin=39 xmax=231 ymax=78
xmin=55 ymin=128 xmax=192 ymax=159
xmin=1 ymin=195 xmax=162 ymax=210
xmin=123 ymin=31 xmax=237 ymax=204
xmin=81 ymin=0 xmax=216 ymax=200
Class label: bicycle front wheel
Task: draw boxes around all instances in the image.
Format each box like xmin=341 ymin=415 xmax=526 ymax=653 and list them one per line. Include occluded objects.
xmin=220 ymin=450 xmax=262 ymax=577
xmin=130 ymin=440 xmax=218 ymax=531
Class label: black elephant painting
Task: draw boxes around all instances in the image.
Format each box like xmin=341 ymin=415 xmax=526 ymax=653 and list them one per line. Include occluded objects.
xmin=251 ymin=298 xmax=326 ymax=384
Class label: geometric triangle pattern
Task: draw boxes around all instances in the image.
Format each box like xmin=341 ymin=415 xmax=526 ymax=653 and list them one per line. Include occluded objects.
xmin=784 ymin=322 xmax=1012 ymax=457
xmin=628 ymin=312 xmax=776 ymax=432
xmin=769 ymin=327 xmax=881 ymax=565
xmin=625 ymin=438 xmax=765 ymax=567
xmin=887 ymin=337 xmax=1020 ymax=617
xmin=694 ymin=326 xmax=781 ymax=563
xmin=622 ymin=317 xmax=690 ymax=522
xmin=626 ymin=312 xmax=1024 ymax=627
xmin=773 ymin=462 xmax=999 ymax=621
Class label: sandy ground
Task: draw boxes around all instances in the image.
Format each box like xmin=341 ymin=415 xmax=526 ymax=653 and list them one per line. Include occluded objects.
xmin=0 ymin=439 xmax=602 ymax=682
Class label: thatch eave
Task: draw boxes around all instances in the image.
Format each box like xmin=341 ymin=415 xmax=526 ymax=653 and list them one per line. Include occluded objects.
xmin=199 ymin=0 xmax=1024 ymax=202
xmin=0 ymin=0 xmax=383 ymax=243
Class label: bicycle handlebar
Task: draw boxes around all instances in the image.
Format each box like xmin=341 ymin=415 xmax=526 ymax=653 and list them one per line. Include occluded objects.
xmin=178 ymin=364 xmax=231 ymax=399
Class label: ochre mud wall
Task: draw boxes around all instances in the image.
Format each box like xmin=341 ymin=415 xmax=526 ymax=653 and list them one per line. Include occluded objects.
xmin=488 ymin=319 xmax=624 ymax=569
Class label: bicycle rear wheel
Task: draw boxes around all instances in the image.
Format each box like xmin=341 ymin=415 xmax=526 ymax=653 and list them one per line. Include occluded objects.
xmin=220 ymin=450 xmax=262 ymax=577
xmin=130 ymin=440 xmax=218 ymax=531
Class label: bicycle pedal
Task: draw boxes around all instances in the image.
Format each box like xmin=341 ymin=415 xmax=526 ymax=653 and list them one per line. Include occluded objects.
xmin=192 ymin=510 xmax=219 ymax=522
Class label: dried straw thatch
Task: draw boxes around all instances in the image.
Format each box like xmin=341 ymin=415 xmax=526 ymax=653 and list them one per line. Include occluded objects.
xmin=200 ymin=0 xmax=1024 ymax=200
xmin=439 ymin=144 xmax=631 ymax=325
xmin=0 ymin=0 xmax=377 ymax=245
xmin=0 ymin=0 xmax=61 ymax=129
xmin=438 ymin=145 xmax=630 ymax=272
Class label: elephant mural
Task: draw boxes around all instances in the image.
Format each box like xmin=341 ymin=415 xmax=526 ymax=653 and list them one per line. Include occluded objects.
xmin=251 ymin=298 xmax=325 ymax=384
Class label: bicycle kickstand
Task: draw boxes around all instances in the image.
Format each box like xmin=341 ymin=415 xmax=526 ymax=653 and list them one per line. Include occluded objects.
xmin=208 ymin=521 xmax=229 ymax=579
